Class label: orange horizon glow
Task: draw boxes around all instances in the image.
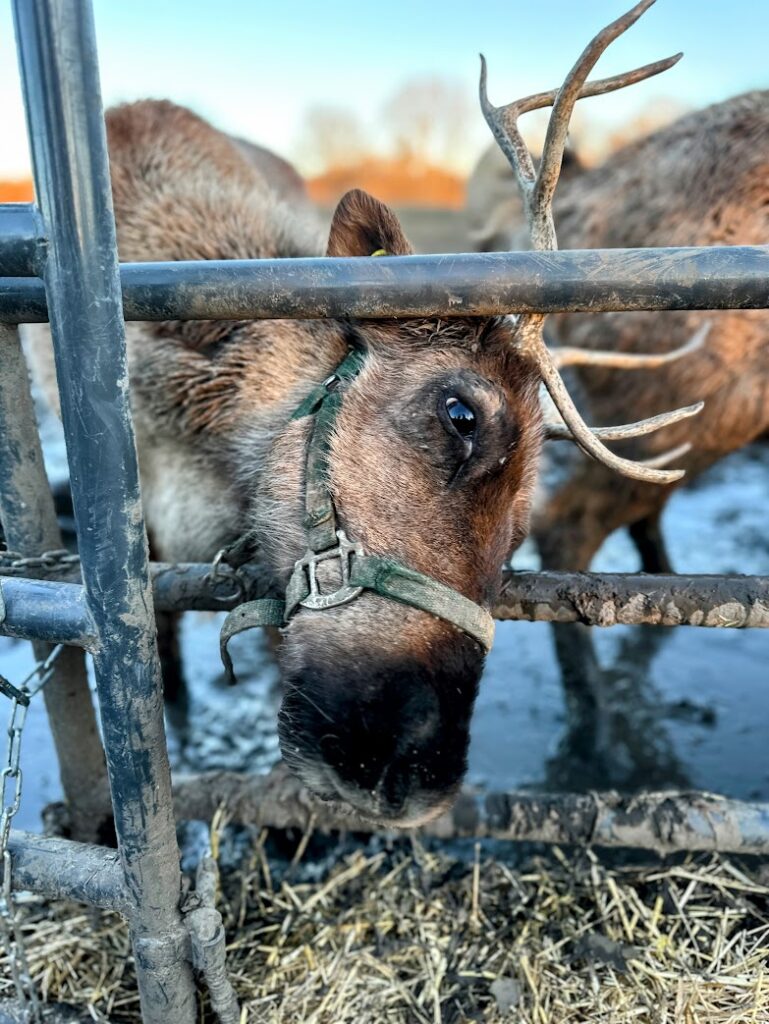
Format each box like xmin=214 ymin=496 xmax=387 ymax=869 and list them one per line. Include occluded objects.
xmin=0 ymin=179 xmax=33 ymax=203
xmin=307 ymin=157 xmax=464 ymax=210
xmin=0 ymin=164 xmax=465 ymax=210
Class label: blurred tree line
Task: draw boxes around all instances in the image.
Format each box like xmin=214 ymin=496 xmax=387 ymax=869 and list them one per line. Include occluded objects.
xmin=294 ymin=76 xmax=689 ymax=208
xmin=296 ymin=76 xmax=474 ymax=208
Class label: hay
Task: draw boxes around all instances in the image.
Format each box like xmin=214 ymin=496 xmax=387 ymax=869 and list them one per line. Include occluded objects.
xmin=2 ymin=835 xmax=769 ymax=1023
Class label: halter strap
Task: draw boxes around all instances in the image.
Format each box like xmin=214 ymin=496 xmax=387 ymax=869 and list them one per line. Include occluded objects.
xmin=293 ymin=347 xmax=365 ymax=553
xmin=286 ymin=553 xmax=495 ymax=649
xmin=220 ymin=350 xmax=495 ymax=682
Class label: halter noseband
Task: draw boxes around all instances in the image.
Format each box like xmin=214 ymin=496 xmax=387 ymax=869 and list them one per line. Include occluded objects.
xmin=220 ymin=349 xmax=495 ymax=681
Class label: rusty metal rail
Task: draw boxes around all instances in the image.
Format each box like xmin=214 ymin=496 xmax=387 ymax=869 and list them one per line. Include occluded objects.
xmin=7 ymin=831 xmax=127 ymax=912
xmin=172 ymin=766 xmax=769 ymax=857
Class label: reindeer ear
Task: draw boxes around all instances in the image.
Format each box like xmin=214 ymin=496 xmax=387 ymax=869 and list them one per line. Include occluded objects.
xmin=326 ymin=189 xmax=414 ymax=257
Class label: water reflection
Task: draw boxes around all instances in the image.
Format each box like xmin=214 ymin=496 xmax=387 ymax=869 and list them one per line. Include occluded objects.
xmin=544 ymin=622 xmax=705 ymax=792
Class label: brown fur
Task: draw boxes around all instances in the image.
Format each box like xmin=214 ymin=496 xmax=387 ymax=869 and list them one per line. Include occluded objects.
xmin=26 ymin=100 xmax=543 ymax=825
xmin=467 ymin=92 xmax=769 ymax=570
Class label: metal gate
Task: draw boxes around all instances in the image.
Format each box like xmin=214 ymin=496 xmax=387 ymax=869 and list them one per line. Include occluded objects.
xmin=1 ymin=0 xmax=768 ymax=1021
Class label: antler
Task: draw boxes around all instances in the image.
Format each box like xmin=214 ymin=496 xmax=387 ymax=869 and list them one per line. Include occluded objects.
xmin=550 ymin=322 xmax=710 ymax=370
xmin=544 ymin=402 xmax=702 ymax=443
xmin=480 ymin=0 xmax=702 ymax=484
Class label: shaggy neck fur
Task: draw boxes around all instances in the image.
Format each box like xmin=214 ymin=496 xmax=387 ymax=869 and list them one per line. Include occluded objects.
xmin=105 ymin=100 xmax=349 ymax=559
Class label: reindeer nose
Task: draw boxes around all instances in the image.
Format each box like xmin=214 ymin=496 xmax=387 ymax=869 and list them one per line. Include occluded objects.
xmin=318 ymin=757 xmax=444 ymax=827
xmin=280 ymin=685 xmax=460 ymax=823
xmin=277 ymin=636 xmax=483 ymax=826
xmin=319 ymin=732 xmax=411 ymax=810
xmin=320 ymin=688 xmax=441 ymax=784
xmin=376 ymin=761 xmax=412 ymax=817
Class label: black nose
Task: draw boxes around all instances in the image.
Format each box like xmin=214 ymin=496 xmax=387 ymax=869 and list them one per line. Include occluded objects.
xmin=277 ymin=645 xmax=482 ymax=824
xmin=313 ymin=687 xmax=442 ymax=817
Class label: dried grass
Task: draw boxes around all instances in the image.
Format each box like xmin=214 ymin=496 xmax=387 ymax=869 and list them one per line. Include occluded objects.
xmin=2 ymin=835 xmax=769 ymax=1023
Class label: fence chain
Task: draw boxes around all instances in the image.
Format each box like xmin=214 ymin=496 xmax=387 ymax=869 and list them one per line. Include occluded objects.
xmin=203 ymin=533 xmax=260 ymax=605
xmin=0 ymin=547 xmax=80 ymax=579
xmin=0 ymin=645 xmax=64 ymax=1022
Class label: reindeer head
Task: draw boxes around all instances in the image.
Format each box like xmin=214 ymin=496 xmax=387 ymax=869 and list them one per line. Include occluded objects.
xmin=243 ymin=189 xmax=542 ymax=826
xmin=228 ymin=0 xmax=703 ymax=827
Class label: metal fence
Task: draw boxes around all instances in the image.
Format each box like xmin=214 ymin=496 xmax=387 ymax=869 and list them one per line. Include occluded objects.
xmin=0 ymin=0 xmax=768 ymax=1021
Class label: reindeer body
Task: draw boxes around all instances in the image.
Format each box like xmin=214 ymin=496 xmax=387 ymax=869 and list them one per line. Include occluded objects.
xmin=230 ymin=136 xmax=310 ymax=209
xmin=102 ymin=103 xmax=330 ymax=564
xmin=28 ymin=101 xmax=329 ymax=562
xmin=468 ymin=91 xmax=769 ymax=570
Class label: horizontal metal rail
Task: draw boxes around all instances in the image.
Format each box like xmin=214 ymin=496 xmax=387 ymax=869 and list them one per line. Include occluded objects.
xmin=4 ymin=563 xmax=768 ymax=630
xmin=153 ymin=563 xmax=769 ymax=627
xmin=0 ymin=204 xmax=44 ymax=277
xmin=173 ymin=767 xmax=769 ymax=856
xmin=1 ymin=245 xmax=769 ymax=323
xmin=10 ymin=772 xmax=769 ymax=919
xmin=0 ymin=576 xmax=94 ymax=645
xmin=495 ymin=570 xmax=769 ymax=627
xmin=7 ymin=831 xmax=127 ymax=912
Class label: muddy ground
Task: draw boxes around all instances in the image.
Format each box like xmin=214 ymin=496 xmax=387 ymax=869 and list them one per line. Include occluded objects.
xmin=3 ymin=206 xmax=769 ymax=832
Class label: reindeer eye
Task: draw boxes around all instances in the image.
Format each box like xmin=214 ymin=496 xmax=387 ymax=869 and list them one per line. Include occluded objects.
xmin=445 ymin=396 xmax=476 ymax=441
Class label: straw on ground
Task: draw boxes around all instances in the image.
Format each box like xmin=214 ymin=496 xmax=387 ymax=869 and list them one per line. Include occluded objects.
xmin=2 ymin=835 xmax=768 ymax=1023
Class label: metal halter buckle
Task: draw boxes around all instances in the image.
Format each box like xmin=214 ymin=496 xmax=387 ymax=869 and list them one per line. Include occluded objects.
xmin=296 ymin=529 xmax=364 ymax=610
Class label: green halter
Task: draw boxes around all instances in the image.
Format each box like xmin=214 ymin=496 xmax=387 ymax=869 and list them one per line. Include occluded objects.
xmin=220 ymin=349 xmax=496 ymax=682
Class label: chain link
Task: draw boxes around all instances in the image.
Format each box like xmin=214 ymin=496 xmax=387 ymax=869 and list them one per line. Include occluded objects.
xmin=203 ymin=533 xmax=260 ymax=606
xmin=0 ymin=537 xmax=255 ymax=1013
xmin=204 ymin=549 xmax=247 ymax=605
xmin=0 ymin=540 xmax=261 ymax=591
xmin=0 ymin=645 xmax=63 ymax=1022
xmin=0 ymin=547 xmax=80 ymax=579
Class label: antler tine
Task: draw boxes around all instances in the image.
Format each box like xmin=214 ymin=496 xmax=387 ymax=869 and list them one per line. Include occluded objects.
xmin=545 ymin=402 xmax=704 ymax=442
xmin=480 ymin=45 xmax=681 ymax=244
xmin=533 ymin=332 xmax=689 ymax=483
xmin=551 ymin=322 xmax=710 ymax=370
xmin=513 ymin=54 xmax=682 ymax=119
xmin=640 ymin=443 xmax=693 ymax=469
xmin=535 ymin=0 xmax=674 ymax=220
xmin=479 ymin=49 xmax=681 ymax=176
xmin=479 ymin=54 xmax=538 ymax=196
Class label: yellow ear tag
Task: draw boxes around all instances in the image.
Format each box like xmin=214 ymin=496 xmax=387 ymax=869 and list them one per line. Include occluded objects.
xmin=370 ymin=249 xmax=388 ymax=257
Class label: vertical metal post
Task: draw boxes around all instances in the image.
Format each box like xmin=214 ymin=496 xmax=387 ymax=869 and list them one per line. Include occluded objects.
xmin=0 ymin=322 xmax=111 ymax=844
xmin=12 ymin=1 xmax=196 ymax=1020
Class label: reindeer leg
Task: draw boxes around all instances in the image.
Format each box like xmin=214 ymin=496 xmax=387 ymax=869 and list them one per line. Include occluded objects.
xmin=534 ymin=465 xmax=634 ymax=761
xmin=155 ymin=609 xmax=187 ymax=705
xmin=628 ymin=505 xmax=673 ymax=573
xmin=535 ymin=506 xmax=608 ymax=738
xmin=550 ymin=623 xmax=603 ymax=714
xmin=146 ymin=532 xmax=188 ymax=706
xmin=544 ymin=623 xmax=611 ymax=787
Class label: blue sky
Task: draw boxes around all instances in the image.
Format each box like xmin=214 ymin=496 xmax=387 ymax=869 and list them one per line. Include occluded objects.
xmin=0 ymin=1 xmax=767 ymax=178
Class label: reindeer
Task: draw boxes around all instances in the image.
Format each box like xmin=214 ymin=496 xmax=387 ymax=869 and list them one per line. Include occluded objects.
xmin=468 ymin=90 xmax=769 ymax=575
xmin=25 ymin=0 xmax=699 ymax=826
xmin=230 ymin=136 xmax=311 ymax=209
